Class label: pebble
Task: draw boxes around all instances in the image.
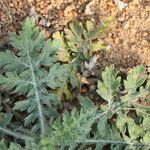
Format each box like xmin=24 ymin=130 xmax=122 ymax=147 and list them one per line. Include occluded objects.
xmin=124 ymin=22 xmax=130 ymax=29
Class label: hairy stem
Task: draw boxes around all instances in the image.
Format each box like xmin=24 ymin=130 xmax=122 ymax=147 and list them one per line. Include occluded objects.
xmin=0 ymin=126 xmax=34 ymax=141
xmin=82 ymin=139 xmax=150 ymax=146
xmin=27 ymin=53 xmax=45 ymax=136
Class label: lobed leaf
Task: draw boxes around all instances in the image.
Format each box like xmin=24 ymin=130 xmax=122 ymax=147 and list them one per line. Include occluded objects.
xmin=97 ymin=65 xmax=121 ymax=107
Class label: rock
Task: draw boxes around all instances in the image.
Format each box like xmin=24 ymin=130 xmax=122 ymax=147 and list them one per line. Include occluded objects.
xmin=113 ymin=0 xmax=128 ymax=11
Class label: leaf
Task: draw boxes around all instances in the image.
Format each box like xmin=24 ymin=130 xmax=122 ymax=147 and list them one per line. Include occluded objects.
xmin=116 ymin=116 xmax=146 ymax=141
xmin=116 ymin=116 xmax=129 ymax=135
xmin=57 ymin=83 xmax=72 ymax=100
xmin=121 ymin=66 xmax=149 ymax=105
xmin=97 ymin=65 xmax=121 ymax=107
xmin=97 ymin=116 xmax=112 ymax=138
xmin=0 ymin=140 xmax=40 ymax=150
xmin=69 ymin=21 xmax=83 ymax=37
xmin=0 ymin=113 xmax=13 ymax=138
xmin=57 ymin=48 xmax=70 ymax=62
xmin=46 ymin=63 xmax=68 ymax=89
xmin=69 ymin=67 xmax=79 ymax=87
xmin=145 ymin=80 xmax=150 ymax=101
xmin=90 ymin=41 xmax=106 ymax=53
xmin=65 ymin=29 xmax=79 ymax=45
xmin=121 ymin=86 xmax=149 ymax=103
xmin=49 ymin=106 xmax=97 ymax=146
xmin=95 ymin=115 xmax=123 ymax=150
xmin=86 ymin=20 xmax=94 ymax=31
xmin=13 ymin=100 xmax=30 ymax=112
xmin=124 ymin=65 xmax=147 ymax=92
xmin=0 ymin=141 xmax=7 ymax=150
xmin=65 ymin=20 xmax=108 ymax=62
xmin=11 ymin=17 xmax=45 ymax=56
xmin=9 ymin=143 xmax=24 ymax=150
xmin=0 ymin=51 xmax=18 ymax=68
xmin=0 ymin=18 xmax=67 ymax=135
xmin=52 ymin=31 xmax=69 ymax=62
xmin=129 ymin=125 xmax=145 ymax=140
xmin=0 ymin=113 xmax=13 ymax=127
xmin=0 ymin=72 xmax=32 ymax=95
xmin=143 ymin=132 xmax=150 ymax=144
xmin=143 ymin=117 xmax=150 ymax=131
xmin=38 ymin=39 xmax=58 ymax=66
xmin=78 ymin=95 xmax=94 ymax=109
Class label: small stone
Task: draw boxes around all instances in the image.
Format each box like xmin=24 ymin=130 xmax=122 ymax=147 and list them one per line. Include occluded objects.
xmin=114 ymin=0 xmax=128 ymax=11
xmin=85 ymin=1 xmax=95 ymax=15
xmin=143 ymin=32 xmax=148 ymax=37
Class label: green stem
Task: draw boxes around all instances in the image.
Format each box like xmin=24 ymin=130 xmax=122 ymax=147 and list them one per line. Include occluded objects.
xmin=0 ymin=126 xmax=34 ymax=142
xmin=27 ymin=52 xmax=45 ymax=136
xmin=82 ymin=139 xmax=150 ymax=146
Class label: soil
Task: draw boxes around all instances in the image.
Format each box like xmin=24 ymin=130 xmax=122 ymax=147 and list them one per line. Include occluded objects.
xmin=98 ymin=0 xmax=150 ymax=71
xmin=0 ymin=0 xmax=150 ymax=70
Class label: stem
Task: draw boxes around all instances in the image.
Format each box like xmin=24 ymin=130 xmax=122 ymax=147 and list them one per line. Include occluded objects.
xmin=0 ymin=126 xmax=34 ymax=142
xmin=81 ymin=139 xmax=150 ymax=146
xmin=94 ymin=110 xmax=110 ymax=120
xmin=27 ymin=53 xmax=45 ymax=136
xmin=120 ymin=108 xmax=150 ymax=116
xmin=83 ymin=139 xmax=128 ymax=144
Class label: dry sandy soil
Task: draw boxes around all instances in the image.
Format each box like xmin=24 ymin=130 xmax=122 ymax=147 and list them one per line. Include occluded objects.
xmin=0 ymin=0 xmax=150 ymax=70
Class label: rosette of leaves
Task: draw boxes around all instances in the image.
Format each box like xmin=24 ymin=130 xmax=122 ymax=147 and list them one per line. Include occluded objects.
xmin=53 ymin=20 xmax=109 ymax=64
xmin=0 ymin=17 xmax=71 ymax=135
xmin=66 ymin=20 xmax=108 ymax=61
xmin=51 ymin=20 xmax=109 ymax=91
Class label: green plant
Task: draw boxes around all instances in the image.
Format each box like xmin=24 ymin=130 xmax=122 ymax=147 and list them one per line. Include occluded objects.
xmin=96 ymin=65 xmax=150 ymax=150
xmin=97 ymin=65 xmax=121 ymax=108
xmin=0 ymin=18 xmax=72 ymax=136
xmin=52 ymin=19 xmax=109 ymax=68
xmin=0 ymin=18 xmax=150 ymax=150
